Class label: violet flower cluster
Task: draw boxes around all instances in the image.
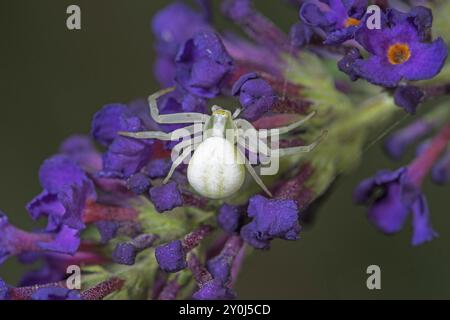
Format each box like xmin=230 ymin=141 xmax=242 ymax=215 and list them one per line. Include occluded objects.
xmin=1 ymin=0 xmax=450 ymax=300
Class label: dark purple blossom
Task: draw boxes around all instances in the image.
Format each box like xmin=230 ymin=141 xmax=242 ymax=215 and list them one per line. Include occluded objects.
xmin=146 ymin=158 xmax=171 ymax=179
xmin=149 ymin=182 xmax=183 ymax=213
xmin=394 ymin=85 xmax=425 ymax=114
xmin=206 ymin=236 xmax=243 ymax=284
xmin=155 ymin=88 xmax=208 ymax=133
xmin=31 ymin=287 xmax=81 ymax=300
xmin=26 ymin=155 xmax=96 ymax=232
xmin=386 ymin=6 xmax=433 ymax=42
xmin=300 ymin=0 xmax=368 ymax=44
xmin=232 ymin=73 xmax=277 ymax=121
xmin=192 ymin=279 xmax=236 ymax=300
xmin=95 ymin=221 xmax=120 ymax=244
xmin=351 ymin=10 xmax=447 ymax=87
xmin=217 ymin=204 xmax=245 ymax=234
xmin=290 ymin=21 xmax=314 ymax=48
xmin=175 ymin=31 xmax=234 ymax=98
xmin=1 ymin=212 xmax=81 ymax=264
xmin=113 ymin=234 xmax=158 ymax=265
xmin=152 ymin=2 xmax=211 ymax=86
xmin=92 ymin=103 xmax=155 ymax=179
xmin=152 ymin=2 xmax=211 ymax=57
xmin=431 ymin=150 xmax=450 ymax=185
xmin=60 ymin=135 xmax=102 ymax=172
xmin=240 ymin=195 xmax=301 ymax=249
xmin=155 ymin=240 xmax=187 ymax=273
xmin=353 ymin=167 xmax=437 ymax=245
xmin=112 ymin=243 xmax=136 ymax=265
xmin=38 ymin=225 xmax=81 ymax=255
xmin=221 ymin=0 xmax=253 ymax=22
xmin=126 ymin=173 xmax=152 ymax=195
xmin=384 ymin=119 xmax=433 ymax=160
xmin=338 ymin=47 xmax=363 ymax=81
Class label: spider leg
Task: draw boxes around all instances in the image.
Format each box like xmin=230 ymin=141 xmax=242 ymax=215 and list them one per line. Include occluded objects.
xmin=277 ymin=130 xmax=328 ymax=157
xmin=149 ymin=87 xmax=210 ymax=124
xmin=163 ymin=145 xmax=194 ymax=184
xmin=269 ymin=111 xmax=316 ymax=136
xmin=163 ymin=136 xmax=203 ymax=184
xmin=235 ymin=111 xmax=316 ymax=137
xmin=236 ymin=146 xmax=273 ymax=197
xmin=118 ymin=124 xmax=199 ymax=141
xmin=232 ymin=107 xmax=242 ymax=119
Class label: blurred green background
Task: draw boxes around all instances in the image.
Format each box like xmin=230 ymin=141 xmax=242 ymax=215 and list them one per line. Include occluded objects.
xmin=0 ymin=0 xmax=449 ymax=299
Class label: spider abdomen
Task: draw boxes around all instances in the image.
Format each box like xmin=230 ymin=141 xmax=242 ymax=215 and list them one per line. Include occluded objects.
xmin=187 ymin=137 xmax=245 ymax=199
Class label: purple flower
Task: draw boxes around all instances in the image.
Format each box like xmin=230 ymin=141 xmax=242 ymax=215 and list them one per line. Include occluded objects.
xmin=290 ymin=21 xmax=314 ymax=48
xmin=60 ymin=135 xmax=102 ymax=173
xmin=221 ymin=0 xmax=253 ymax=22
xmin=351 ymin=10 xmax=448 ymax=87
xmin=394 ymin=85 xmax=425 ymax=114
xmin=384 ymin=119 xmax=433 ymax=160
xmin=113 ymin=234 xmax=158 ymax=265
xmin=353 ymin=167 xmax=437 ymax=245
xmin=152 ymin=2 xmax=211 ymax=57
xmin=92 ymin=103 xmax=155 ymax=179
xmin=1 ymin=212 xmax=81 ymax=264
xmin=386 ymin=6 xmax=433 ymax=42
xmin=31 ymin=287 xmax=81 ymax=300
xmin=149 ymin=182 xmax=183 ymax=213
xmin=431 ymin=150 xmax=450 ymax=185
xmin=126 ymin=173 xmax=152 ymax=195
xmin=206 ymin=236 xmax=243 ymax=284
xmin=240 ymin=195 xmax=301 ymax=249
xmin=217 ymin=204 xmax=244 ymax=234
xmin=300 ymin=0 xmax=368 ymax=44
xmin=37 ymin=225 xmax=81 ymax=255
xmin=338 ymin=48 xmax=363 ymax=81
xmin=146 ymin=158 xmax=171 ymax=179
xmin=192 ymin=279 xmax=236 ymax=300
xmin=175 ymin=31 xmax=234 ymax=98
xmin=26 ymin=155 xmax=95 ymax=232
xmin=91 ymin=104 xmax=128 ymax=147
xmin=112 ymin=243 xmax=136 ymax=266
xmin=155 ymin=88 xmax=208 ymax=133
xmin=232 ymin=73 xmax=277 ymax=121
xmin=152 ymin=2 xmax=212 ymax=86
xmin=155 ymin=240 xmax=186 ymax=273
xmin=95 ymin=221 xmax=120 ymax=244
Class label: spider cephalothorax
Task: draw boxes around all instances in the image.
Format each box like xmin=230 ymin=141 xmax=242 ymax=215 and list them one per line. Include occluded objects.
xmin=119 ymin=87 xmax=324 ymax=199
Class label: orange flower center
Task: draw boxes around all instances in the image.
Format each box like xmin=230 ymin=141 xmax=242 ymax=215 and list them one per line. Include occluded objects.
xmin=344 ymin=17 xmax=360 ymax=28
xmin=387 ymin=43 xmax=412 ymax=65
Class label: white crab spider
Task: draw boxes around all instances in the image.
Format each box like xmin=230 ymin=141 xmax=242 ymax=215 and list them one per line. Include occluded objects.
xmin=119 ymin=87 xmax=325 ymax=200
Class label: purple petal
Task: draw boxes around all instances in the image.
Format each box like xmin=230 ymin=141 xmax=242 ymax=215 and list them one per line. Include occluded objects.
xmin=411 ymin=194 xmax=438 ymax=246
xmin=91 ymin=104 xmax=128 ymax=147
xmin=155 ymin=240 xmax=186 ymax=273
xmin=112 ymin=242 xmax=137 ymax=265
xmin=431 ymin=150 xmax=450 ymax=185
xmin=175 ymin=31 xmax=234 ymax=98
xmin=192 ymin=279 xmax=236 ymax=300
xmin=352 ymin=56 xmax=402 ymax=87
xmin=393 ymin=85 xmax=425 ymax=114
xmin=126 ymin=173 xmax=152 ymax=195
xmin=217 ymin=204 xmax=243 ymax=234
xmin=38 ymin=226 xmax=81 ymax=255
xmin=399 ymin=38 xmax=448 ymax=82
xmin=39 ymin=155 xmax=89 ymax=195
xmin=149 ymin=182 xmax=183 ymax=213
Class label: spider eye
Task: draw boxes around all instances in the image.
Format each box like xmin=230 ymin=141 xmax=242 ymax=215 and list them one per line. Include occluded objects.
xmin=213 ymin=109 xmax=229 ymax=117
